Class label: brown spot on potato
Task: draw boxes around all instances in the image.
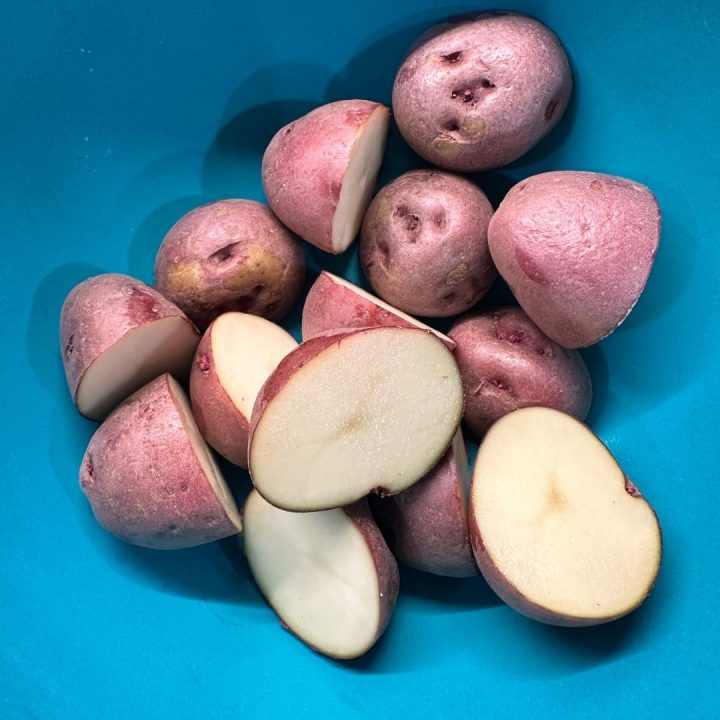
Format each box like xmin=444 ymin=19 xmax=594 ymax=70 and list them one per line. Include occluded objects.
xmin=441 ymin=50 xmax=463 ymax=63
xmin=625 ymin=477 xmax=643 ymax=497
xmin=442 ymin=291 xmax=457 ymax=303
xmin=446 ymin=263 xmax=469 ymax=284
xmin=461 ymin=117 xmax=486 ymax=136
xmin=444 ymin=119 xmax=461 ymax=132
xmin=209 ymin=242 xmax=242 ymax=263
xmin=406 ymin=214 xmax=420 ymax=233
xmin=165 ymin=261 xmax=203 ymax=294
xmin=180 ymin=483 xmax=189 ymax=493
xmin=221 ymin=244 xmax=287 ymax=293
xmin=545 ymin=98 xmax=559 ymax=122
xmin=590 ymin=179 xmax=603 ymax=192
xmin=393 ymin=205 xmax=408 ymax=218
xmin=376 ymin=240 xmax=390 ymax=269
xmin=536 ymin=345 xmax=554 ymax=358
xmin=431 ymin=134 xmax=464 ymax=158
xmin=197 ymin=353 xmax=211 ymax=373
xmin=64 ymin=335 xmax=74 ymax=358
xmin=434 ymin=210 xmax=446 ymax=228
xmin=547 ymin=477 xmax=565 ymax=510
xmin=488 ymin=377 xmax=509 ymax=391
xmin=480 ymin=78 xmax=495 ymax=89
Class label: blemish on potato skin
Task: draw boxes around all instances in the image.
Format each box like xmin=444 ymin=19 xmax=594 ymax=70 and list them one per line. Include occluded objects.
xmin=545 ymin=98 xmax=559 ymax=122
xmin=441 ymin=50 xmax=463 ymax=63
xmin=446 ymin=263 xmax=469 ymax=284
xmin=64 ymin=335 xmax=74 ymax=358
xmin=590 ymin=179 xmax=603 ymax=192
xmin=197 ymin=353 xmax=211 ymax=373
xmin=624 ymin=477 xmax=643 ymax=497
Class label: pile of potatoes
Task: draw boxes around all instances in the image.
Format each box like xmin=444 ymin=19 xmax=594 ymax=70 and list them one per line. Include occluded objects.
xmin=60 ymin=12 xmax=663 ymax=660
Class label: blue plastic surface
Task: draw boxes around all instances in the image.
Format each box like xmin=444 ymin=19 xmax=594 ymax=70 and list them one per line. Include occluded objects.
xmin=2 ymin=1 xmax=719 ymax=718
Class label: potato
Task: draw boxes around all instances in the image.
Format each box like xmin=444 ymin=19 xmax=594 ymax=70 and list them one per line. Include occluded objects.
xmin=301 ymin=270 xmax=455 ymax=349
xmin=488 ymin=171 xmax=661 ymax=347
xmin=359 ymin=169 xmax=495 ymax=317
xmin=79 ymin=374 xmax=242 ymax=549
xmin=448 ymin=307 xmax=591 ymax=437
xmin=392 ymin=12 xmax=572 ymax=171
xmin=262 ymin=100 xmax=390 ymax=254
xmin=154 ymin=199 xmax=305 ymax=331
xmin=60 ymin=273 xmax=200 ymax=420
xmin=371 ymin=430 xmax=476 ymax=577
xmin=190 ymin=312 xmax=298 ymax=468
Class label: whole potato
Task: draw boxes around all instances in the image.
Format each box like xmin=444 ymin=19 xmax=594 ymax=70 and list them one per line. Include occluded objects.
xmin=448 ymin=307 xmax=592 ymax=437
xmin=154 ymin=199 xmax=305 ymax=330
xmin=487 ymin=171 xmax=661 ymax=347
xmin=359 ymin=170 xmax=495 ymax=317
xmin=392 ymin=12 xmax=572 ymax=171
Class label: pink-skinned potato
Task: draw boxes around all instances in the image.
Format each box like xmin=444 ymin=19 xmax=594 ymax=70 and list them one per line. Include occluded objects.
xmin=262 ymin=100 xmax=390 ymax=254
xmin=448 ymin=307 xmax=591 ymax=437
xmin=371 ymin=430 xmax=476 ymax=577
xmin=301 ymin=270 xmax=455 ymax=349
xmin=80 ymin=374 xmax=242 ymax=549
xmin=488 ymin=171 xmax=661 ymax=348
xmin=359 ymin=169 xmax=495 ymax=316
xmin=190 ymin=312 xmax=298 ymax=468
xmin=392 ymin=12 xmax=572 ymax=171
xmin=60 ymin=273 xmax=200 ymax=420
xmin=154 ymin=199 xmax=305 ymax=331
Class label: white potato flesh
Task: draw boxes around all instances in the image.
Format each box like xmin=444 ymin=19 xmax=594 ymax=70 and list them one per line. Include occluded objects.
xmin=250 ymin=328 xmax=463 ymax=511
xmin=472 ymin=407 xmax=661 ymax=622
xmin=77 ymin=316 xmax=198 ymax=420
xmin=243 ymin=491 xmax=382 ymax=659
xmin=331 ymin=107 xmax=390 ymax=253
xmin=211 ymin=312 xmax=298 ymax=418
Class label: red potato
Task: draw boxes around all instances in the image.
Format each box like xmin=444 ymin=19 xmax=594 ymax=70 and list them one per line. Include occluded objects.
xmin=359 ymin=170 xmax=495 ymax=317
xmin=392 ymin=13 xmax=572 ymax=171
xmin=60 ymin=273 xmax=200 ymax=420
xmin=262 ymin=100 xmax=390 ymax=254
xmin=371 ymin=430 xmax=476 ymax=577
xmin=448 ymin=307 xmax=591 ymax=437
xmin=488 ymin=171 xmax=661 ymax=348
xmin=79 ymin=374 xmax=242 ymax=550
xmin=190 ymin=312 xmax=298 ymax=468
xmin=469 ymin=407 xmax=662 ymax=625
xmin=154 ymin=199 xmax=305 ymax=331
xmin=243 ymin=491 xmax=399 ymax=659
xmin=301 ymin=271 xmax=455 ymax=349
xmin=248 ymin=326 xmax=464 ymax=512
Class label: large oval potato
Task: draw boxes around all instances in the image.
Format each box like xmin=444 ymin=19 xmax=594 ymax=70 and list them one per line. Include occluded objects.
xmin=359 ymin=170 xmax=495 ymax=317
xmin=392 ymin=12 xmax=572 ymax=171
xmin=448 ymin=307 xmax=591 ymax=437
xmin=154 ymin=199 xmax=305 ymax=331
xmin=488 ymin=171 xmax=661 ymax=347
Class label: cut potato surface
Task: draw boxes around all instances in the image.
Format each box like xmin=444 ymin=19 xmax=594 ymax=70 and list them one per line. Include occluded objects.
xmin=243 ymin=491 xmax=398 ymax=659
xmin=249 ymin=327 xmax=463 ymax=511
xmin=470 ymin=407 xmax=661 ymax=625
xmin=331 ymin=106 xmax=390 ymax=253
xmin=77 ymin=316 xmax=198 ymax=420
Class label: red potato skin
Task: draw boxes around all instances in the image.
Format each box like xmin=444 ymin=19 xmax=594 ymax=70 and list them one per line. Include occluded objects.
xmin=79 ymin=375 xmax=241 ymax=550
xmin=448 ymin=307 xmax=591 ymax=437
xmin=154 ymin=199 xmax=305 ymax=331
xmin=488 ymin=171 xmax=661 ymax=348
xmin=371 ymin=437 xmax=476 ymax=577
xmin=189 ymin=327 xmax=250 ymax=468
xmin=392 ymin=13 xmax=572 ymax=171
xmin=60 ymin=273 xmax=199 ymax=407
xmin=262 ymin=100 xmax=389 ymax=253
xmin=301 ymin=271 xmax=456 ymax=350
xmin=360 ymin=170 xmax=496 ymax=317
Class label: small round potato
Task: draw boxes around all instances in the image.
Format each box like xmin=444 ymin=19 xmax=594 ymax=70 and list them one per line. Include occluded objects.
xmin=359 ymin=170 xmax=495 ymax=317
xmin=392 ymin=12 xmax=572 ymax=171
xmin=448 ymin=307 xmax=592 ymax=437
xmin=154 ymin=199 xmax=305 ymax=331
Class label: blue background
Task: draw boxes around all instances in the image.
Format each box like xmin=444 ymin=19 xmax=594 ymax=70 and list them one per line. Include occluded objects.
xmin=2 ymin=0 xmax=719 ymax=718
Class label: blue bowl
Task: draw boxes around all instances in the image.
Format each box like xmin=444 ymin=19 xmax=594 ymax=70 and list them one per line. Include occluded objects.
xmin=3 ymin=1 xmax=718 ymax=718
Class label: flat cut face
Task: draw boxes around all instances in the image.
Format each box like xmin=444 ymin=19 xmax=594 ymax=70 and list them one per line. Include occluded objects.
xmin=250 ymin=327 xmax=463 ymax=511
xmin=211 ymin=312 xmax=297 ymax=417
xmin=472 ymin=407 xmax=661 ymax=621
xmin=243 ymin=491 xmax=381 ymax=659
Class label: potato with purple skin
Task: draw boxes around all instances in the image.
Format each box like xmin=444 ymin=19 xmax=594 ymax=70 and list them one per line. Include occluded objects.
xmin=448 ymin=307 xmax=591 ymax=437
xmin=262 ymin=100 xmax=390 ymax=254
xmin=392 ymin=12 xmax=572 ymax=171
xmin=80 ymin=374 xmax=242 ymax=550
xmin=360 ymin=170 xmax=495 ymax=317
xmin=488 ymin=171 xmax=661 ymax=347
xmin=60 ymin=273 xmax=200 ymax=420
xmin=154 ymin=199 xmax=305 ymax=331
xmin=371 ymin=430 xmax=476 ymax=578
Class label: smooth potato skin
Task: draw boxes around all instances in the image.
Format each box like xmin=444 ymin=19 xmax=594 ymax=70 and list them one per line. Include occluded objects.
xmin=79 ymin=375 xmax=241 ymax=549
xmin=448 ymin=307 xmax=591 ymax=437
xmin=360 ymin=170 xmax=495 ymax=317
xmin=392 ymin=12 xmax=572 ymax=171
xmin=189 ymin=326 xmax=251 ymax=468
xmin=301 ymin=271 xmax=456 ymax=349
xmin=488 ymin=172 xmax=661 ymax=347
xmin=154 ymin=199 xmax=305 ymax=331
xmin=262 ymin=100 xmax=387 ymax=253
xmin=60 ymin=273 xmax=198 ymax=407
xmin=372 ymin=435 xmax=476 ymax=578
